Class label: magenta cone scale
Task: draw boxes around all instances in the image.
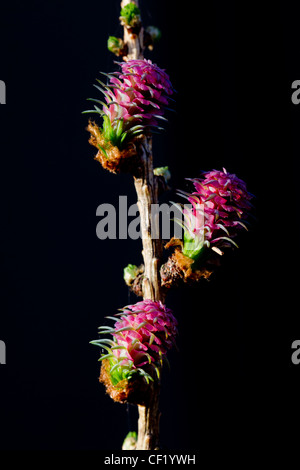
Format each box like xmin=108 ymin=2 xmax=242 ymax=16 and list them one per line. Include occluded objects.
xmin=91 ymin=300 xmax=178 ymax=385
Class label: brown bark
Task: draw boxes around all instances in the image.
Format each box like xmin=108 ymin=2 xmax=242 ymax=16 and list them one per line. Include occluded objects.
xmin=120 ymin=0 xmax=162 ymax=450
xmin=133 ymin=137 xmax=164 ymax=301
xmin=136 ymin=382 xmax=161 ymax=450
xmin=120 ymin=0 xmax=144 ymax=61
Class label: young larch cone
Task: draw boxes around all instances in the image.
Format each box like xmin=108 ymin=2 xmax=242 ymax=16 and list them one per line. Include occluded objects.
xmin=186 ymin=168 xmax=253 ymax=248
xmin=85 ymin=59 xmax=174 ymax=173
xmin=161 ymin=168 xmax=253 ymax=287
xmin=91 ymin=300 xmax=178 ymax=404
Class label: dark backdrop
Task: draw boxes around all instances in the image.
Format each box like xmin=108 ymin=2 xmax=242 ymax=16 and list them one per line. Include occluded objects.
xmin=0 ymin=0 xmax=299 ymax=454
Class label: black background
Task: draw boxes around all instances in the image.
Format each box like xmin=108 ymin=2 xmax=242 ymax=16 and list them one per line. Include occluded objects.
xmin=0 ymin=0 xmax=299 ymax=454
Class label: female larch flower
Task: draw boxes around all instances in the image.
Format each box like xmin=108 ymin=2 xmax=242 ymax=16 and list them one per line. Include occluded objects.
xmin=177 ymin=168 xmax=253 ymax=259
xmin=85 ymin=59 xmax=174 ymax=172
xmin=91 ymin=300 xmax=178 ymax=403
xmin=161 ymin=169 xmax=254 ymax=288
